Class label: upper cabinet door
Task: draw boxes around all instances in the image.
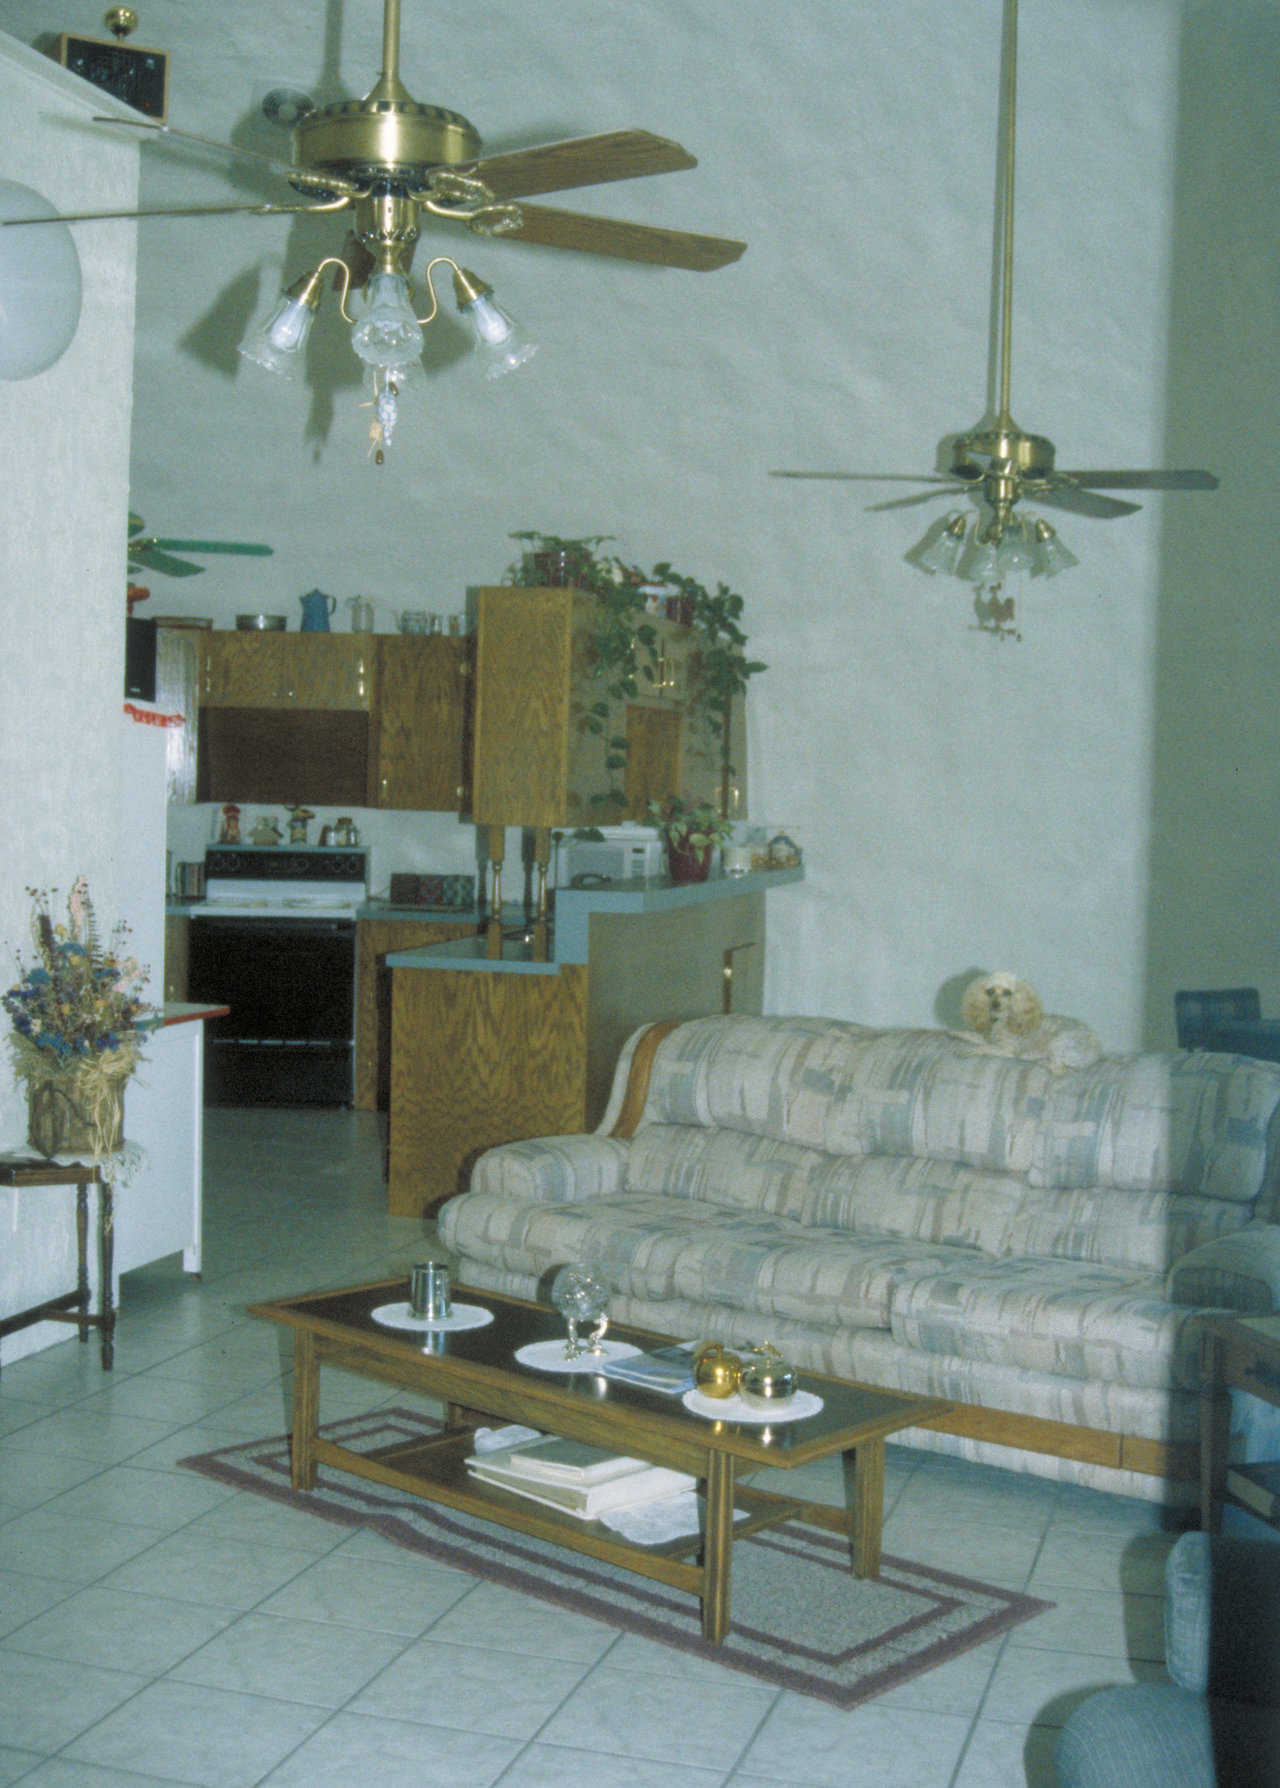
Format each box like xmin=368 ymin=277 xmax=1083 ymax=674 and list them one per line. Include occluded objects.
xmin=373 ymin=635 xmax=470 ymax=811
xmin=198 ymin=634 xmax=373 ymax=710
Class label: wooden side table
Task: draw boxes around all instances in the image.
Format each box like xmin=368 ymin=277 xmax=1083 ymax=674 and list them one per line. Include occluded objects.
xmin=1198 ymin=1312 xmax=1280 ymax=1532
xmin=0 ymin=1155 xmax=114 ymax=1372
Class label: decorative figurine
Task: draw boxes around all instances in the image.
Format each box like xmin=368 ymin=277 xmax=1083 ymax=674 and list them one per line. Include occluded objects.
xmin=249 ymin=815 xmax=282 ymax=847
xmin=549 ymin=1266 xmax=611 ymax=1359
xmin=285 ymin=805 xmax=314 ymax=845
xmin=218 ymin=803 xmax=241 ymax=844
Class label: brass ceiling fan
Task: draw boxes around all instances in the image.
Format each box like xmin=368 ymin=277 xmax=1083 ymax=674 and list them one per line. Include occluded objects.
xmin=18 ymin=0 xmax=745 ymax=457
xmin=770 ymin=0 xmax=1216 ymax=593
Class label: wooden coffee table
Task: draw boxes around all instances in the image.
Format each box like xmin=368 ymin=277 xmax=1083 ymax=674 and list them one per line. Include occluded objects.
xmin=251 ymin=1279 xmax=951 ymax=1644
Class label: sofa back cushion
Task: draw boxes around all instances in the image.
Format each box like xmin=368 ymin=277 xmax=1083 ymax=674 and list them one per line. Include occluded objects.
xmin=1005 ymin=1186 xmax=1252 ymax=1273
xmin=1026 ymin=1051 xmax=1280 ymax=1202
xmin=642 ymin=1015 xmax=1052 ymax=1176
xmin=624 ymin=1123 xmax=1027 ymax=1254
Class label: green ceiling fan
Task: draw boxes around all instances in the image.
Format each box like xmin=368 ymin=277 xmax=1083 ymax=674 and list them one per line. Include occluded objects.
xmin=127 ymin=512 xmax=272 ymax=581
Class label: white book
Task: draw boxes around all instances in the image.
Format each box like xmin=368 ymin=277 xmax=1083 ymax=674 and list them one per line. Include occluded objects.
xmin=466 ymin=1451 xmax=694 ymax=1519
xmin=471 ymin=1434 xmax=648 ymax=1487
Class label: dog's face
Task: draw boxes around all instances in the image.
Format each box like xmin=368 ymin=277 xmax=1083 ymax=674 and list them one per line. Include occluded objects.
xmin=962 ymin=972 xmax=1043 ymax=1037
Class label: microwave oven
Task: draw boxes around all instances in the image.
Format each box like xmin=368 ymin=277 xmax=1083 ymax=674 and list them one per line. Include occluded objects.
xmin=554 ymin=826 xmax=666 ymax=888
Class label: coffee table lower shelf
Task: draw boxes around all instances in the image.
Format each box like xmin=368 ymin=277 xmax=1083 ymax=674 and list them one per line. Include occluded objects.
xmin=316 ymin=1424 xmax=812 ymax=1601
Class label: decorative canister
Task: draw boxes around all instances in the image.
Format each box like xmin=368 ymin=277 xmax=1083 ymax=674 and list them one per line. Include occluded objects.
xmin=738 ymin=1343 xmax=799 ymax=1411
xmin=693 ymin=1342 xmax=743 ymax=1398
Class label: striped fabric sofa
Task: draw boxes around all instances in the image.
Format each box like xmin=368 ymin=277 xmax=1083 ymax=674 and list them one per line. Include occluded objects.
xmin=438 ymin=1014 xmax=1280 ymax=1500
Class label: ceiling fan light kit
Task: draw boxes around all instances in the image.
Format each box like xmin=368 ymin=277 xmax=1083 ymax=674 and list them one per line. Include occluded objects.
xmin=15 ymin=0 xmax=743 ymax=464
xmin=771 ymin=0 xmax=1217 ymax=633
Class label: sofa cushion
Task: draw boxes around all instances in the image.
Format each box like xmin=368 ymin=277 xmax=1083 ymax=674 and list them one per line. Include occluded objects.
xmin=1027 ymin=1052 xmax=1280 ymax=1200
xmin=623 ymin=1124 xmax=1026 ymax=1253
xmin=643 ymin=1015 xmax=1052 ymax=1174
xmin=1005 ymin=1187 xmax=1251 ymax=1274
xmin=442 ymin=1189 xmax=967 ymax=1328
xmin=888 ymin=1257 xmax=1205 ymax=1389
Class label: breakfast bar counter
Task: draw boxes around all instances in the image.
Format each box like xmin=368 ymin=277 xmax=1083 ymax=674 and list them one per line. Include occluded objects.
xmin=384 ymin=868 xmax=801 ymax=1216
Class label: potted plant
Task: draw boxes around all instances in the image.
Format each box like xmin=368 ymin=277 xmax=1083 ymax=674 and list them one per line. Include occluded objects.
xmin=4 ymin=879 xmax=155 ymax=1160
xmin=506 ymin=531 xmax=616 ymax=589
xmin=648 ymin=794 xmax=735 ymax=884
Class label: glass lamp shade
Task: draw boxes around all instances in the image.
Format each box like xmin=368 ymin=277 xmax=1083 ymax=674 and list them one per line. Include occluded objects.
xmin=350 ymin=272 xmax=425 ymax=371
xmin=913 ymin=513 xmax=968 ymax=575
xmin=1031 ymin=518 xmax=1080 ymax=578
xmin=459 ymin=290 xmax=538 ymax=378
xmin=0 ymin=179 xmax=82 ymax=380
xmin=959 ymin=530 xmax=1002 ymax=586
xmin=238 ymin=292 xmax=316 ymax=378
xmin=996 ymin=517 xmax=1036 ymax=576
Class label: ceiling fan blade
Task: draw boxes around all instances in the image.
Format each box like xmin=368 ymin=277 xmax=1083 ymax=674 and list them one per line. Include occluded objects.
xmin=91 ymin=115 xmax=297 ymax=178
xmin=464 ymin=130 xmax=697 ymax=202
xmin=150 ymin=539 xmax=274 ymax=556
xmin=768 ymin=471 xmax=956 ymax=483
xmin=129 ymin=545 xmax=206 ymax=577
xmin=1032 ymin=483 xmax=1143 ymax=520
xmin=1057 ymin=468 xmax=1219 ymax=491
xmin=867 ymin=485 xmax=967 ymax=512
xmin=485 ymin=202 xmax=745 ymax=270
xmin=2 ymin=197 xmax=346 ymax=228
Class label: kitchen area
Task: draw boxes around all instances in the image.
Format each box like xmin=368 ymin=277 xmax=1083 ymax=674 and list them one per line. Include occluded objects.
xmin=159 ymin=585 xmax=801 ymax=1218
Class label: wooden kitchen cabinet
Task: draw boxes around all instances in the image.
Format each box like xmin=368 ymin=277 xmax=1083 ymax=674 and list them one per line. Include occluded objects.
xmin=469 ymin=587 xmax=737 ymax=830
xmin=195 ymin=632 xmax=471 ymax=813
xmin=386 ymin=884 xmax=769 ymax=1215
xmin=198 ymin=633 xmax=373 ymax=710
xmin=355 ymin=917 xmax=477 ymax=1111
xmin=372 ymin=635 xmax=470 ymax=811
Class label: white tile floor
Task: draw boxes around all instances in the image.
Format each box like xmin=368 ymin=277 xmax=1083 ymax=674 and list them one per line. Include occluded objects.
xmin=0 ymin=1107 xmax=1195 ymax=1787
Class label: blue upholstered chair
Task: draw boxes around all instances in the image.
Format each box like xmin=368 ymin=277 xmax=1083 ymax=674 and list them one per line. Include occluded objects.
xmin=1175 ymin=987 xmax=1261 ymax=1050
xmin=1055 ymin=1532 xmax=1280 ymax=1787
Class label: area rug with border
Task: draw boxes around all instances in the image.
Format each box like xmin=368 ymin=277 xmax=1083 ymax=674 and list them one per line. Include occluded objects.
xmin=181 ymin=1407 xmax=1052 ymax=1711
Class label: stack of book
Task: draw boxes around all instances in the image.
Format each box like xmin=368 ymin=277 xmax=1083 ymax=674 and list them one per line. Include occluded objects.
xmin=465 ymin=1433 xmax=694 ymax=1520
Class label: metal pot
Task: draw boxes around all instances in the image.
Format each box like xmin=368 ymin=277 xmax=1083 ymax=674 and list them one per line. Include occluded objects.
xmin=693 ymin=1342 xmax=742 ymax=1399
xmin=236 ymin=613 xmax=286 ymax=631
xmin=738 ymin=1343 xmax=799 ymax=1410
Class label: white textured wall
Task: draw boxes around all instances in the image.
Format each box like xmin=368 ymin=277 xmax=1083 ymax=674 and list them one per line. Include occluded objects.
xmin=0 ymin=36 xmax=137 ymax=1360
xmin=1 ymin=1 xmax=1275 ymax=1064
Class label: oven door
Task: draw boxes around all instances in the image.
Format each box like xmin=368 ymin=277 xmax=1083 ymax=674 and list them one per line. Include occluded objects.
xmin=189 ymin=916 xmax=356 ymax=1106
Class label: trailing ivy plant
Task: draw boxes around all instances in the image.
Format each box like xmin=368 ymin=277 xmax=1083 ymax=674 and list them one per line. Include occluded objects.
xmin=504 ymin=531 xmax=766 ymax=810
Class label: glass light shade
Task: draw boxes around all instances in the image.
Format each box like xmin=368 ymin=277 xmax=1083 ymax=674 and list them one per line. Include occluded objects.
xmin=1031 ymin=518 xmax=1080 ymax=578
xmin=237 ymin=292 xmax=316 ymax=378
xmin=459 ymin=290 xmax=538 ymax=378
xmin=913 ymin=513 xmax=968 ymax=575
xmin=350 ymin=272 xmax=425 ymax=370
xmin=996 ymin=517 xmax=1036 ymax=576
xmin=0 ymin=178 xmax=82 ymax=380
xmin=959 ymin=530 xmax=1002 ymax=585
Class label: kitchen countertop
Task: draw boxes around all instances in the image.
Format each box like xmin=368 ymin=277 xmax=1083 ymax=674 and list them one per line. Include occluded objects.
xmin=386 ymin=866 xmax=803 ymax=976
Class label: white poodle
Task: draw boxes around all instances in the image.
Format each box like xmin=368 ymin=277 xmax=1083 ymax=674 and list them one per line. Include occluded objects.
xmin=960 ymin=971 xmax=1101 ymax=1072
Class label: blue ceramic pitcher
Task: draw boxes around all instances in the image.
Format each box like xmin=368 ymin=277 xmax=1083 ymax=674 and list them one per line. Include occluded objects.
xmin=299 ymin=588 xmax=336 ymax=632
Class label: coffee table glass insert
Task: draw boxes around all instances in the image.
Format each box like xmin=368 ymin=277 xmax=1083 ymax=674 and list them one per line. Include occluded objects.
xmin=251 ymin=1279 xmax=951 ymax=1643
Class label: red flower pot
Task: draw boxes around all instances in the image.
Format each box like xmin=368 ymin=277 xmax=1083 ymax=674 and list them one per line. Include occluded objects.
xmin=666 ymin=837 xmax=713 ymax=884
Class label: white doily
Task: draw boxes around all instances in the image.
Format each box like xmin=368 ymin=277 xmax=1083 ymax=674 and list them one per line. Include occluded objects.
xmin=681 ymin=1387 xmax=824 ymax=1425
xmin=371 ymin=1301 xmax=494 ymax=1333
xmin=514 ymin=1338 xmax=642 ymax=1374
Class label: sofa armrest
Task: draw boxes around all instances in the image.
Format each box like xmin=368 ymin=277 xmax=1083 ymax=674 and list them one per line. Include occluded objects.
xmin=1165 ymin=1222 xmax=1280 ymax=1313
xmin=467 ymin=1135 xmax=630 ymax=1206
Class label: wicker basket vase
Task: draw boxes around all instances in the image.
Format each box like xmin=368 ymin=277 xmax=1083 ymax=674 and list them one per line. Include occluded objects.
xmin=26 ymin=1065 xmax=126 ymax=1160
